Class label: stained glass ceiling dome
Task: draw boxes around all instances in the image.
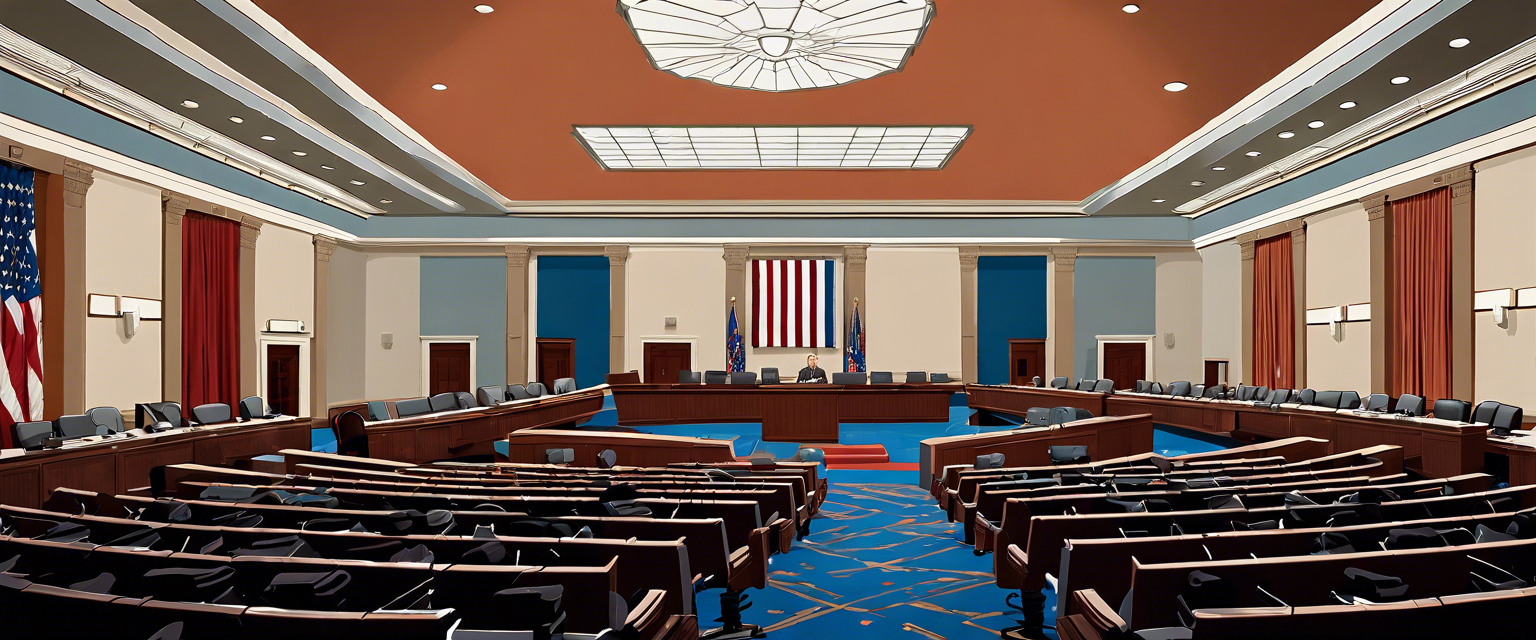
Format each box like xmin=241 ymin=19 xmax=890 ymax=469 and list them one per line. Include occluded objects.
xmin=617 ymin=0 xmax=936 ymax=92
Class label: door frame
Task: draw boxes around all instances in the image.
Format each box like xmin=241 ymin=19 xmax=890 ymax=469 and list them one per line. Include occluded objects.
xmin=421 ymin=335 xmax=478 ymax=396
xmin=639 ymin=336 xmax=699 ymax=375
xmin=1007 ymin=338 xmax=1047 ymax=386
xmin=1095 ymin=334 xmax=1155 ymax=381
xmin=258 ymin=334 xmax=310 ymax=417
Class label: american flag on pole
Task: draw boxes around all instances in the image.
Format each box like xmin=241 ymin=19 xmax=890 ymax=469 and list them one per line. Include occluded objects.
xmin=0 ymin=163 xmax=42 ymax=449
xmin=752 ymin=259 xmax=835 ymax=348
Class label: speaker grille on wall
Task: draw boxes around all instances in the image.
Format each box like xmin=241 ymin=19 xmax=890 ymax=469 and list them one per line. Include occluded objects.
xmin=266 ymin=319 xmax=306 ymax=334
xmin=665 ymin=316 xmax=677 ymax=328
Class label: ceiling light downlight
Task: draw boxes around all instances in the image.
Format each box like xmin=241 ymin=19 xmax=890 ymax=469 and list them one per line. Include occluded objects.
xmin=474 ymin=4 xmax=494 ymax=13
xmin=291 ymin=151 xmax=307 ymax=157
xmin=431 ymin=83 xmax=447 ymax=91
xmin=380 ymin=199 xmax=394 ymax=204
xmin=1391 ymin=76 xmax=1410 ymax=85
xmin=616 ymin=0 xmax=934 ymax=92
xmin=228 ymin=116 xmax=244 ymax=123
xmin=1277 ymin=131 xmax=1295 ymax=139
xmin=1308 ymin=120 xmax=1325 ymax=129
xmin=180 ymin=100 xmax=198 ymax=108
xmin=1163 ymin=81 xmax=1188 ymax=92
xmin=574 ymin=125 xmax=970 ymax=170
xmin=1245 ymin=151 xmax=1262 ymax=157
xmin=1152 ymin=199 xmax=1165 ymax=203
xmin=1211 ymin=166 xmax=1225 ymax=171
xmin=1339 ymin=101 xmax=1357 ymax=109
xmin=1122 ymin=4 xmax=1141 ymax=13
xmin=1449 ymin=38 xmax=1470 ymax=48
xmin=1190 ymin=180 xmax=1205 ymax=187
xmin=259 ymin=135 xmax=275 ymax=141
xmin=349 ymin=179 xmax=366 ymax=186
xmin=319 ymin=165 xmax=335 ymax=171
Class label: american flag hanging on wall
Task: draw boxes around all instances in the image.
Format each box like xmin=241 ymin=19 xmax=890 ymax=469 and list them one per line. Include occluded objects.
xmin=0 ymin=163 xmax=42 ymax=450
xmin=752 ymin=259 xmax=835 ymax=348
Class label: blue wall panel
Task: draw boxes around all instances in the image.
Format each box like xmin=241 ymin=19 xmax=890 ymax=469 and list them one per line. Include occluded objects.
xmin=537 ymin=256 xmax=610 ymax=389
xmin=976 ymin=256 xmax=1048 ymax=384
xmin=421 ymin=257 xmax=507 ymax=390
xmin=1073 ymin=257 xmax=1156 ymax=380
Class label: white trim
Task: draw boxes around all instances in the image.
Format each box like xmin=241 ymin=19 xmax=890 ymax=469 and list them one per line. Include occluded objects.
xmin=420 ymin=336 xmax=478 ymax=397
xmin=1095 ymin=334 xmax=1155 ymax=385
xmin=494 ymin=200 xmax=1083 ymax=214
xmin=257 ymin=335 xmax=310 ymax=418
xmin=526 ymin=256 xmax=539 ymax=379
xmin=638 ymin=336 xmax=700 ymax=383
xmin=349 ymin=237 xmax=1200 ymax=248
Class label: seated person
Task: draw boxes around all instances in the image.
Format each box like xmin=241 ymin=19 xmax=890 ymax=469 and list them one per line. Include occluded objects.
xmin=796 ymin=354 xmax=829 ymax=383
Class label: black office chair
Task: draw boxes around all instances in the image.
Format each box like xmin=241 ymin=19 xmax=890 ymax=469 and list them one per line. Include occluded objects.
xmin=870 ymin=371 xmax=894 ymax=384
xmin=1093 ymin=379 xmax=1114 ymax=393
xmin=1312 ymin=390 xmax=1341 ymax=409
xmin=395 ymin=398 xmax=433 ymax=418
xmin=761 ymin=368 xmax=780 ymax=384
xmin=1203 ymin=384 xmax=1227 ymax=399
xmin=703 ymin=371 xmax=728 ymax=385
xmin=190 ymin=403 xmax=233 ymax=425
xmin=930 ymin=373 xmax=952 ymax=383
xmin=905 ymin=371 xmax=928 ymax=383
xmin=1473 ymin=401 xmax=1502 ymax=425
xmin=1394 ymin=394 xmax=1426 ymax=417
xmin=13 ymin=421 xmax=53 ymax=449
xmin=1167 ymin=381 xmax=1192 ymax=397
xmin=832 ymin=372 xmax=866 ymax=385
xmin=145 ymin=402 xmax=184 ymax=429
xmin=1075 ymin=379 xmax=1096 ymax=391
xmin=546 ymin=448 xmax=574 ymax=464
xmin=453 ymin=391 xmax=477 ymax=409
xmin=1298 ymin=388 xmax=1317 ymax=406
xmin=552 ymin=378 xmax=577 ymax=394
xmin=1149 ymin=382 xmax=1164 ymax=394
xmin=1025 ymin=407 xmax=1052 ymax=427
xmin=1432 ymin=399 xmax=1472 ymax=422
xmin=1049 ymin=377 xmax=1069 ymax=389
xmin=506 ymin=384 xmax=533 ymax=400
xmin=476 ymin=385 xmax=506 ymax=406
xmin=1264 ymin=389 xmax=1292 ymax=404
xmin=679 ymin=370 xmax=702 ymax=384
xmin=54 ymin=414 xmax=94 ymax=439
xmin=975 ymin=453 xmax=1005 ymax=470
xmin=1338 ymin=391 xmax=1362 ymax=409
xmin=1046 ymin=406 xmax=1077 ymax=426
xmin=730 ymin=371 xmax=757 ymax=385
xmin=1490 ymin=404 xmax=1525 ymax=435
xmin=366 ymin=401 xmax=391 ymax=421
xmin=237 ymin=396 xmax=269 ymax=421
xmin=333 ymin=411 xmax=368 ymax=457
xmin=596 ymin=449 xmax=617 ymax=469
xmin=1253 ymin=386 xmax=1270 ymax=401
xmin=85 ymin=406 xmax=124 ymax=435
xmin=1134 ymin=380 xmax=1150 ymax=393
xmin=1049 ymin=445 xmax=1090 ymax=465
xmin=1192 ymin=384 xmax=1206 ymax=398
xmin=426 ymin=393 xmax=456 ymax=413
xmin=1363 ymin=393 xmax=1390 ymax=412
xmin=525 ymin=382 xmax=549 ymax=397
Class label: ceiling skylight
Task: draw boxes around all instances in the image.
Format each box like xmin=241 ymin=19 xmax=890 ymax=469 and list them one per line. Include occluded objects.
xmin=616 ymin=0 xmax=935 ymax=92
xmin=573 ymin=125 xmax=970 ymax=170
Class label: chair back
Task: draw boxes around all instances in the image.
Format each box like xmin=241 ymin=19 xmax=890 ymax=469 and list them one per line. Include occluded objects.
xmin=476 ymin=385 xmax=506 ymax=406
xmin=1491 ymin=404 xmax=1525 ymax=433
xmin=546 ymin=448 xmax=574 ymax=464
xmin=14 ymin=421 xmax=53 ymax=449
xmin=426 ymin=393 xmax=455 ymax=412
xmin=703 ymin=370 xmax=728 ymax=385
xmin=454 ymin=391 xmax=478 ymax=410
xmin=1047 ymin=406 xmax=1077 ymax=426
xmin=395 ymin=398 xmax=433 ymax=418
xmin=832 ymin=372 xmax=866 ymax=385
xmin=86 ymin=406 xmax=124 ymax=434
xmin=366 ymin=401 xmax=391 ymax=421
xmin=596 ymin=449 xmax=617 ymax=469
xmin=141 ymin=402 xmax=184 ymax=429
xmin=1338 ymin=390 xmax=1362 ymax=409
xmin=238 ymin=396 xmax=267 ymax=421
xmin=975 ymin=453 xmax=1005 ymax=469
xmin=1473 ymin=400 xmax=1502 ymax=425
xmin=1265 ymin=389 xmax=1292 ymax=404
xmin=1049 ymin=445 xmax=1089 ymax=465
xmin=1134 ymin=380 xmax=1150 ymax=393
xmin=1364 ymin=393 xmax=1390 ymax=411
xmin=1167 ymin=381 xmax=1192 ymax=397
xmin=1024 ymin=407 xmax=1051 ymax=427
xmin=930 ymin=372 xmax=952 ymax=383
xmin=1313 ymin=390 xmax=1342 ymax=409
xmin=334 ymin=411 xmax=368 ymax=457
xmin=905 ymin=371 xmax=928 ymax=383
xmin=54 ymin=414 xmax=93 ymax=438
xmin=1203 ymin=384 xmax=1227 ymax=399
xmin=552 ymin=378 xmax=577 ymax=394
xmin=1432 ymin=399 xmax=1472 ymax=422
xmin=729 ymin=371 xmax=757 ymax=385
xmin=1298 ymin=388 xmax=1317 ymax=405
xmin=1075 ymin=379 xmax=1096 ymax=391
xmin=506 ymin=384 xmax=533 ymax=400
xmin=1093 ymin=379 xmax=1114 ymax=393
xmin=1395 ymin=394 xmax=1426 ymax=416
xmin=760 ymin=368 xmax=780 ymax=384
xmin=1049 ymin=377 xmax=1069 ymax=389
xmin=190 ymin=403 xmax=232 ymax=425
xmin=525 ymin=382 xmax=548 ymax=397
xmin=870 ymin=371 xmax=894 ymax=384
xmin=1149 ymin=381 xmax=1164 ymax=394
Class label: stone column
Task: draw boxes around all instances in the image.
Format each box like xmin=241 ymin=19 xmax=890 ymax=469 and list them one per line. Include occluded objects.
xmin=606 ymin=245 xmax=629 ymax=375
xmin=1051 ymin=247 xmax=1077 ymax=381
xmin=506 ymin=246 xmax=530 ymax=384
xmin=724 ymin=244 xmax=751 ymax=335
xmin=842 ymin=245 xmax=868 ymax=345
xmin=1363 ymin=195 xmax=1391 ymax=392
xmin=60 ymin=160 xmax=93 ymax=414
xmin=959 ymin=247 xmax=980 ymax=383
xmin=311 ymin=236 xmax=336 ymax=417
xmin=161 ymin=191 xmax=187 ymax=403
xmin=1444 ymin=166 xmax=1474 ymax=401
xmin=1291 ymin=226 xmax=1308 ymax=388
xmin=1239 ymin=238 xmax=1256 ymax=384
xmin=237 ymin=216 xmax=262 ymax=399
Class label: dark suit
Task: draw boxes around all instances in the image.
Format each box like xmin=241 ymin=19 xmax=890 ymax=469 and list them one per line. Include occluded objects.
xmin=796 ymin=366 xmax=828 ymax=383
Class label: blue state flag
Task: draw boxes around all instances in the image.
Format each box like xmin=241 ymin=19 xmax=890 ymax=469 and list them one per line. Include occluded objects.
xmin=727 ymin=305 xmax=746 ymax=373
xmin=845 ymin=305 xmax=865 ymax=372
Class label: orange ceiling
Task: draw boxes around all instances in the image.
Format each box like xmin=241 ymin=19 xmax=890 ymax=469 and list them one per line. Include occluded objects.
xmin=253 ymin=0 xmax=1380 ymax=203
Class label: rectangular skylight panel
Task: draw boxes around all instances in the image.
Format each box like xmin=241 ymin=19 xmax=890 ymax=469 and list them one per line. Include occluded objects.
xmin=573 ymin=125 xmax=969 ymax=170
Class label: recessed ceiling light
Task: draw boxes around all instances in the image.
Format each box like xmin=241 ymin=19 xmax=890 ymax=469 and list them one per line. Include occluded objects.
xmin=181 ymin=100 xmax=199 ymax=109
xmin=1122 ymin=4 xmax=1140 ymax=13
xmin=1211 ymin=166 xmax=1226 ymax=171
xmin=292 ymin=150 xmax=307 ymax=157
xmin=1190 ymin=180 xmax=1205 ymax=187
xmin=1163 ymin=81 xmax=1188 ymax=92
xmin=349 ymin=179 xmax=366 ymax=186
xmin=228 ymin=116 xmax=244 ymax=123
xmin=1449 ymin=38 xmax=1470 ymax=49
xmin=379 ymin=199 xmax=393 ymax=204
xmin=1152 ymin=199 xmax=1165 ymax=203
xmin=320 ymin=165 xmax=335 ymax=170
xmin=1278 ymin=131 xmax=1296 ymax=139
xmin=1245 ymin=151 xmax=1262 ymax=157
xmin=431 ymin=83 xmax=448 ymax=91
xmin=475 ymin=4 xmax=494 ymax=12
xmin=1339 ymin=101 xmax=1357 ymax=110
xmin=1307 ymin=120 xmax=1325 ymax=129
xmin=260 ymin=135 xmax=275 ymax=141
xmin=1391 ymin=76 xmax=1410 ymax=85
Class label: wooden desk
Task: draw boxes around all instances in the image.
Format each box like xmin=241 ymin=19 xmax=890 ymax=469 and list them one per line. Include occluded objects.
xmin=501 ymin=429 xmax=737 ymax=466
xmin=363 ymin=387 xmax=606 ymax=464
xmin=1105 ymin=393 xmax=1486 ymax=479
xmin=1487 ymin=435 xmax=1536 ymax=486
xmin=0 ymin=416 xmax=310 ymax=509
xmin=610 ymin=383 xmax=956 ymax=443
xmin=965 ymin=384 xmax=1107 ymax=424
xmin=918 ymin=414 xmax=1154 ymax=488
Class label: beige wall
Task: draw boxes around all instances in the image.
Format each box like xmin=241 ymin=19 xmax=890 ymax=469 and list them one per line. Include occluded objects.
xmin=1154 ymin=251 xmax=1203 ymax=382
xmin=1200 ymin=241 xmax=1242 ymax=385
xmin=364 ymin=255 xmax=421 ymax=399
xmin=1473 ymin=146 xmax=1536 ymax=408
xmin=83 ymin=172 xmax=163 ymax=411
xmin=624 ymin=247 xmax=726 ymax=379
xmin=863 ymin=247 xmax=961 ymax=376
xmin=254 ymin=224 xmax=315 ymax=334
xmin=327 ymin=246 xmax=368 ymax=404
xmin=1305 ymin=202 xmax=1372 ymax=393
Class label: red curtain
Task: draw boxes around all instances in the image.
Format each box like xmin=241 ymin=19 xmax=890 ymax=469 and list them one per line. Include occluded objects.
xmin=182 ymin=212 xmax=240 ymax=409
xmin=1252 ymin=233 xmax=1295 ymax=389
xmin=1391 ymin=187 xmax=1452 ymax=400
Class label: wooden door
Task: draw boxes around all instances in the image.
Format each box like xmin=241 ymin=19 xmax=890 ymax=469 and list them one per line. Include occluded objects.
xmin=537 ymin=338 xmax=575 ymax=388
xmin=1008 ymin=339 xmax=1046 ymax=386
xmin=428 ymin=342 xmax=472 ymax=395
xmin=1101 ymin=342 xmax=1147 ymax=389
xmin=643 ymin=342 xmax=692 ymax=383
xmin=265 ymin=344 xmax=300 ymax=415
xmin=1204 ymin=360 xmax=1229 ymax=386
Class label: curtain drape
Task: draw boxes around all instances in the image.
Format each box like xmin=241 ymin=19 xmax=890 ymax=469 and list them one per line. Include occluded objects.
xmin=1252 ymin=233 xmax=1295 ymax=389
xmin=182 ymin=212 xmax=240 ymax=410
xmin=1391 ymin=187 xmax=1452 ymax=400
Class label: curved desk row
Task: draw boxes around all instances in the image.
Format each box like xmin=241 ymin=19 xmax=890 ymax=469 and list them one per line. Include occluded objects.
xmin=610 ymin=382 xmax=957 ymax=442
xmin=0 ymin=416 xmax=311 ymax=509
xmin=501 ymin=429 xmax=737 ymax=467
xmin=356 ymin=386 xmax=607 ymax=464
xmin=965 ymin=384 xmax=1107 ymax=424
xmin=918 ymin=413 xmax=1155 ymax=488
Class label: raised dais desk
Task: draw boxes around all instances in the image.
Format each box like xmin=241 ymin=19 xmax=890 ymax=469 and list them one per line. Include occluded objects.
xmin=610 ymin=383 xmax=957 ymax=442
xmin=0 ymin=416 xmax=310 ymax=509
xmin=965 ymin=384 xmax=1107 ymax=424
xmin=358 ymin=387 xmax=607 ymax=464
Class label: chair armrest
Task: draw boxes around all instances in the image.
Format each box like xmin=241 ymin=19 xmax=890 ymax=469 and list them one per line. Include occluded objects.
xmin=1070 ymin=589 xmax=1128 ymax=637
xmin=624 ymin=589 xmax=668 ymax=639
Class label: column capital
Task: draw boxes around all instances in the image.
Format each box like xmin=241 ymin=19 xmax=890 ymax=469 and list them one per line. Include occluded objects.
xmin=959 ymin=246 xmax=981 ymax=272
xmin=604 ymin=244 xmax=630 ymax=266
xmin=161 ymin=190 xmax=190 ymax=225
xmin=1239 ymin=240 xmax=1256 ymax=261
xmin=1436 ymin=164 xmax=1474 ymax=190
xmin=313 ymin=235 xmax=337 ymax=262
xmin=1290 ymin=224 xmax=1306 ymax=246
xmin=1361 ymin=194 xmax=1388 ymax=220
xmin=723 ymin=244 xmax=751 ymax=268
xmin=238 ymin=216 xmax=263 ymax=249
xmin=505 ymin=245 xmax=530 ymax=267
xmin=62 ymin=159 xmax=95 ymax=207
xmin=1051 ymin=247 xmax=1077 ymax=271
xmin=843 ymin=244 xmax=868 ymax=270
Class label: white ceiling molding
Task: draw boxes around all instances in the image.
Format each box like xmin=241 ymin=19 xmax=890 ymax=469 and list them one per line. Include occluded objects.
xmin=494 ymin=200 xmax=1084 ymax=215
xmin=1192 ymin=109 xmax=1536 ymax=248
xmin=344 ymin=236 xmax=1194 ymax=248
xmin=1179 ymin=34 xmax=1536 ymax=215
